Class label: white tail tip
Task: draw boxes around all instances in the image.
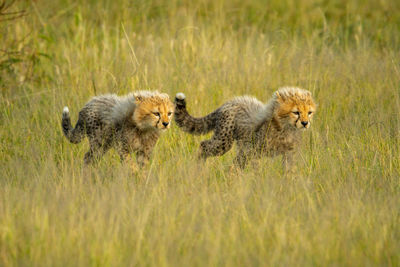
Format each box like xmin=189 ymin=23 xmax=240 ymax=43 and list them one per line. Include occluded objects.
xmin=176 ymin=93 xmax=185 ymax=100
xmin=63 ymin=106 xmax=69 ymax=113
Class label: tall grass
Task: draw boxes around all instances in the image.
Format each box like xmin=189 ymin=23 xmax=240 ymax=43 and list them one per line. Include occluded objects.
xmin=1 ymin=0 xmax=399 ymax=266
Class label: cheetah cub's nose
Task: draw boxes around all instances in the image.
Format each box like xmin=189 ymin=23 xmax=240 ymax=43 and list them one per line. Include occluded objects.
xmin=162 ymin=122 xmax=169 ymax=127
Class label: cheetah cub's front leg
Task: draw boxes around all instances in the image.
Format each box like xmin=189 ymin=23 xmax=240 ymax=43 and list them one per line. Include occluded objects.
xmin=282 ymin=152 xmax=298 ymax=176
xmin=135 ymin=150 xmax=151 ymax=168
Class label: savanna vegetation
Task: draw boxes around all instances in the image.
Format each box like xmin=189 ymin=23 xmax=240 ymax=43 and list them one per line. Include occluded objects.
xmin=1 ymin=0 xmax=399 ymax=266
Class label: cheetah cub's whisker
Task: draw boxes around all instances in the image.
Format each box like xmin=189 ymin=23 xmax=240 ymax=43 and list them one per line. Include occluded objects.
xmin=174 ymin=87 xmax=317 ymax=172
xmin=61 ymin=91 xmax=174 ymax=168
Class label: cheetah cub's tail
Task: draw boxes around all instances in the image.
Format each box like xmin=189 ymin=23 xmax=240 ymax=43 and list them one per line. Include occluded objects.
xmin=174 ymin=93 xmax=218 ymax=135
xmin=61 ymin=106 xmax=85 ymax=144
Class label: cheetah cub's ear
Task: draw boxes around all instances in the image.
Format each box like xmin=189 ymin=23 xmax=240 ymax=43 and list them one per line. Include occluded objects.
xmin=275 ymin=91 xmax=284 ymax=103
xmin=135 ymin=95 xmax=144 ymax=102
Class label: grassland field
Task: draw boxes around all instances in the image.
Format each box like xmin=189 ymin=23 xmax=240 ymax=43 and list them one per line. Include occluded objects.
xmin=1 ymin=0 xmax=400 ymax=266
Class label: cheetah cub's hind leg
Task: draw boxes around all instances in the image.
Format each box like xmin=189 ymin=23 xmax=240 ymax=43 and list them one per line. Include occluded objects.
xmin=198 ymin=110 xmax=235 ymax=160
xmin=83 ymin=136 xmax=113 ymax=165
xmin=232 ymin=138 xmax=258 ymax=169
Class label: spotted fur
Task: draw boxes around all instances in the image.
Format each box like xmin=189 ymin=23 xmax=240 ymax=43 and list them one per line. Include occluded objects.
xmin=62 ymin=91 xmax=174 ymax=167
xmin=174 ymin=87 xmax=317 ymax=171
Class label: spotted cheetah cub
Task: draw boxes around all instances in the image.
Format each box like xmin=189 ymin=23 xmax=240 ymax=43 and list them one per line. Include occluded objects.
xmin=174 ymin=87 xmax=316 ymax=171
xmin=62 ymin=91 xmax=174 ymax=168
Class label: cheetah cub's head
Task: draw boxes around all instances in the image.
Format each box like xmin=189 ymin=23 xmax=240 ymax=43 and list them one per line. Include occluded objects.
xmin=133 ymin=91 xmax=174 ymax=131
xmin=274 ymin=87 xmax=316 ymax=130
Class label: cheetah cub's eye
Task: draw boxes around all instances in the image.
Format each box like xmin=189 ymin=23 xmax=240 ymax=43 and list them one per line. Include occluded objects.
xmin=153 ymin=112 xmax=160 ymax=117
xmin=292 ymin=111 xmax=300 ymax=116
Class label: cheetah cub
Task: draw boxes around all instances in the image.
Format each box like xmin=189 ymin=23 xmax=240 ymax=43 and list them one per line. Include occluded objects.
xmin=62 ymin=91 xmax=174 ymax=168
xmin=174 ymin=87 xmax=316 ymax=172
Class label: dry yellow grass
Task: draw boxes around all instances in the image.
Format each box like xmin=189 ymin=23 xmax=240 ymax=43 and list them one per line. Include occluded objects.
xmin=1 ymin=0 xmax=399 ymax=266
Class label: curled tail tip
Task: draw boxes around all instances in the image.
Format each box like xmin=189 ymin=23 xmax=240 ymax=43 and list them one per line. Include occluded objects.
xmin=63 ymin=106 xmax=69 ymax=114
xmin=175 ymin=93 xmax=186 ymax=108
xmin=175 ymin=93 xmax=186 ymax=101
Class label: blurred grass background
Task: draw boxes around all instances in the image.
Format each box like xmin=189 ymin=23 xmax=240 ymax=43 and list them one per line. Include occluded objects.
xmin=1 ymin=0 xmax=399 ymax=266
